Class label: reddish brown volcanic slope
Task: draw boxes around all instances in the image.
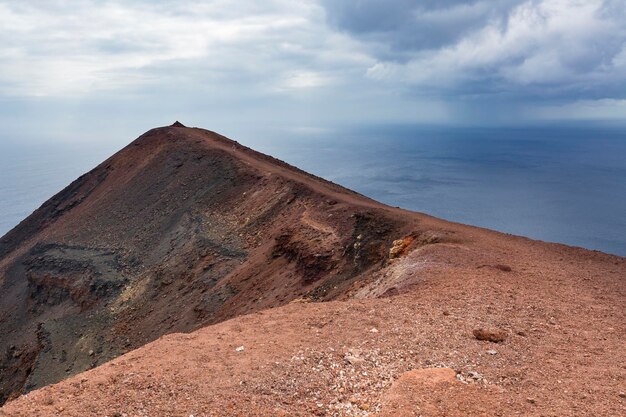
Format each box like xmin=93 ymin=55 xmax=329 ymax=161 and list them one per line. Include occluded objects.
xmin=0 ymin=123 xmax=419 ymax=403
xmin=1 ymin=124 xmax=625 ymax=416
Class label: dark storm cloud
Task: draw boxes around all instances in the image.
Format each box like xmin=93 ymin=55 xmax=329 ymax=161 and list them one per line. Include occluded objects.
xmin=320 ymin=0 xmax=520 ymax=58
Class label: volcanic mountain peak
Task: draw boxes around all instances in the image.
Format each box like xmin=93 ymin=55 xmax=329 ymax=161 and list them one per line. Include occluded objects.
xmin=1 ymin=126 xmax=624 ymax=416
xmin=0 ymin=124 xmax=413 ymax=403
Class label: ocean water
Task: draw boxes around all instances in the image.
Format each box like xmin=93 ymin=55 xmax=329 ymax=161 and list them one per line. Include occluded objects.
xmin=1 ymin=125 xmax=625 ymax=256
xmin=0 ymin=141 xmax=121 ymax=238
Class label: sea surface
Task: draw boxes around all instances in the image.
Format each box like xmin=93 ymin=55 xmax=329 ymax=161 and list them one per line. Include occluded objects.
xmin=1 ymin=125 xmax=625 ymax=256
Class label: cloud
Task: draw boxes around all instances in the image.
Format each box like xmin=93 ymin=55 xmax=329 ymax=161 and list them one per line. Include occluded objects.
xmin=0 ymin=0 xmax=363 ymax=97
xmin=320 ymin=0 xmax=520 ymax=57
xmin=323 ymin=0 xmax=626 ymax=99
xmin=0 ymin=0 xmax=624 ymax=138
xmin=279 ymin=71 xmax=333 ymax=90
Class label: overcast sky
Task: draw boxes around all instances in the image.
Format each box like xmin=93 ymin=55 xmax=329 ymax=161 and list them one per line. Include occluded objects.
xmin=1 ymin=0 xmax=626 ymax=143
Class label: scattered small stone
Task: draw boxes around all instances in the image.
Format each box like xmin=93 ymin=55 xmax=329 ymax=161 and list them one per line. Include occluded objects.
xmin=369 ymin=328 xmax=379 ymax=333
xmin=495 ymin=264 xmax=512 ymax=272
xmin=344 ymin=354 xmax=365 ymax=365
xmin=473 ymin=328 xmax=507 ymax=343
xmin=526 ymin=398 xmax=536 ymax=404
xmin=88 ymin=350 xmax=94 ymax=356
xmin=619 ymin=392 xmax=626 ymax=399
xmin=486 ymin=349 xmax=498 ymax=355
xmin=468 ymin=371 xmax=483 ymax=381
xmin=235 ymin=346 xmax=245 ymax=352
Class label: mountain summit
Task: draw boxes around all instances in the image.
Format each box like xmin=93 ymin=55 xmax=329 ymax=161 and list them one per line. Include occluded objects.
xmin=0 ymin=124 xmax=415 ymax=402
xmin=1 ymin=125 xmax=624 ymax=416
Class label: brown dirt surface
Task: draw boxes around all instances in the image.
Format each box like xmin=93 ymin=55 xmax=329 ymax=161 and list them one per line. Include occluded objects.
xmin=1 ymin=124 xmax=625 ymax=416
